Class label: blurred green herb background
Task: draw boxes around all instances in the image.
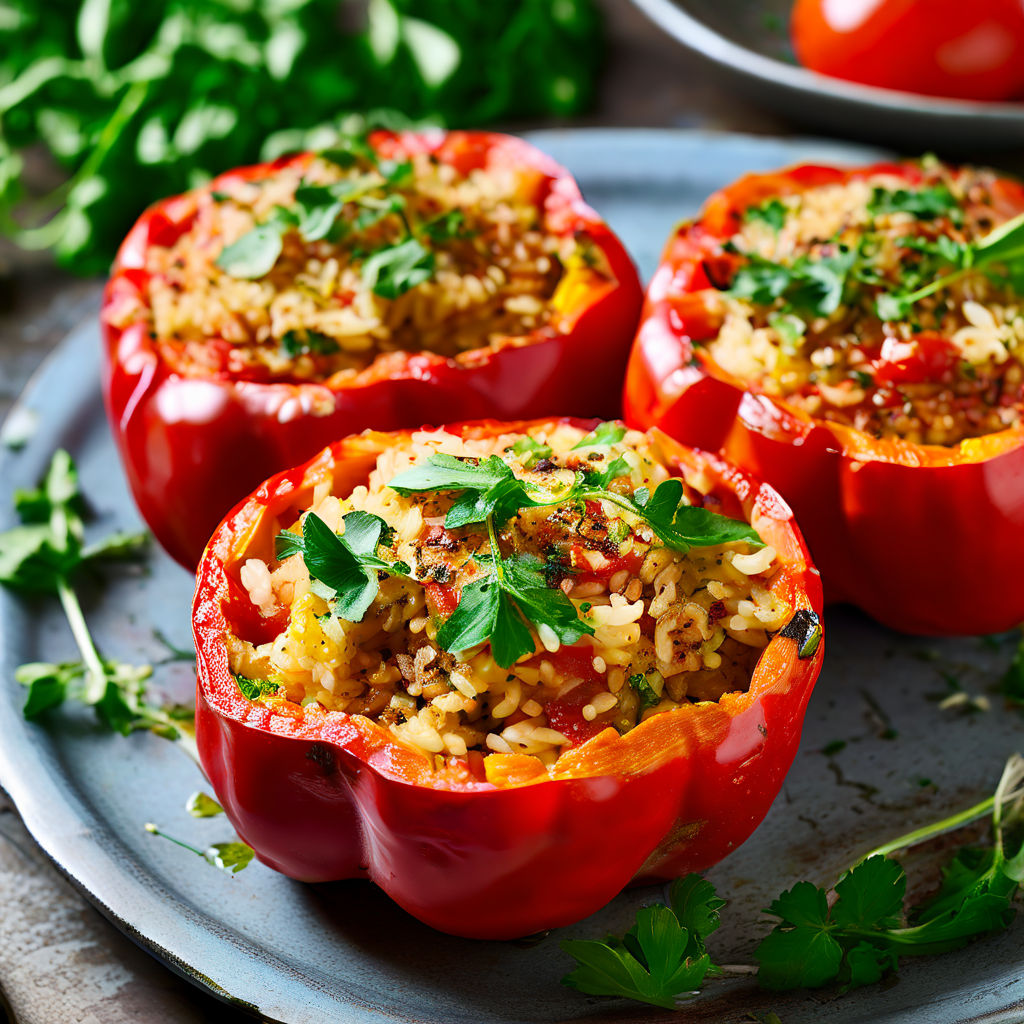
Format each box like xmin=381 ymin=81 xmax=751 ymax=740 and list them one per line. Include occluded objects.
xmin=0 ymin=0 xmax=603 ymax=274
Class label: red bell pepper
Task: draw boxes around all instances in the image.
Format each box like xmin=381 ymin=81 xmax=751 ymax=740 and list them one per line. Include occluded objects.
xmin=102 ymin=131 xmax=642 ymax=570
xmin=192 ymin=418 xmax=824 ymax=939
xmin=623 ymin=161 xmax=1024 ymax=636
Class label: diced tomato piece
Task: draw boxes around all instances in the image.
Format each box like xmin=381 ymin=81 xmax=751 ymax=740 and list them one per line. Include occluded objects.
xmin=872 ymin=333 xmax=960 ymax=385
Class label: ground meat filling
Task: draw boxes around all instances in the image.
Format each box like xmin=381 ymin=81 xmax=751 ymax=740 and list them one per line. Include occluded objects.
xmin=702 ymin=163 xmax=1024 ymax=445
xmin=106 ymin=149 xmax=611 ymax=384
xmin=229 ymin=425 xmax=789 ymax=777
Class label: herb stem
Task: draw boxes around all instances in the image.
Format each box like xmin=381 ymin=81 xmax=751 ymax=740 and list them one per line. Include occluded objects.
xmin=848 ymin=754 xmax=1024 ymax=874
xmin=144 ymin=822 xmax=205 ymax=858
xmin=486 ymin=515 xmax=505 ymax=582
xmin=57 ymin=577 xmax=107 ymax=704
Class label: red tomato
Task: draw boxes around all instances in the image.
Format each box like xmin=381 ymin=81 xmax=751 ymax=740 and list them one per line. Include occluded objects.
xmin=872 ymin=333 xmax=960 ymax=385
xmin=790 ymin=0 xmax=1024 ymax=101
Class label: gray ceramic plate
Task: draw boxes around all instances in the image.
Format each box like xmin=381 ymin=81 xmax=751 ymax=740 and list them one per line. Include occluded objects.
xmin=629 ymin=0 xmax=1024 ymax=151
xmin=2 ymin=129 xmax=1024 ymax=1024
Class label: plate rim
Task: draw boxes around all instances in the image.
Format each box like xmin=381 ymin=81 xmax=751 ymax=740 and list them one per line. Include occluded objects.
xmin=0 ymin=127 xmax=1017 ymax=1024
xmin=628 ymin=0 xmax=1024 ymax=124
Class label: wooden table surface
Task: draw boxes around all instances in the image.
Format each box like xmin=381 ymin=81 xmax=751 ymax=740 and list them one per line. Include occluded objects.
xmin=0 ymin=3 xmax=791 ymax=1021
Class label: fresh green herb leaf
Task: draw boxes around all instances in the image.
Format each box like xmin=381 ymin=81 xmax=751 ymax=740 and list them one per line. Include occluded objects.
xmin=186 ymin=792 xmax=224 ymax=818
xmin=16 ymin=661 xmax=79 ymax=718
xmin=510 ymin=436 xmax=553 ymax=468
xmin=215 ymin=207 xmax=297 ymax=278
xmin=278 ymin=510 xmax=408 ymax=624
xmin=421 ymin=208 xmax=468 ymax=242
xmin=145 ymin=823 xmax=254 ymax=876
xmin=436 ymin=576 xmax=500 ymax=652
xmin=390 ymin=453 xmax=540 ymax=530
xmin=758 ymin=753 xmax=1024 ymax=991
xmin=561 ymin=875 xmax=722 ymax=1009
xmin=280 ymin=330 xmax=341 ymax=358
xmin=727 ymin=246 xmax=855 ymax=318
xmin=629 ymin=672 xmax=661 ymax=710
xmin=233 ymin=673 xmax=279 ymax=701
xmin=207 ymin=841 xmax=255 ymax=874
xmin=867 ymin=185 xmax=959 ymax=221
xmin=768 ymin=311 xmax=806 ymax=349
xmin=362 ymin=236 xmax=434 ymax=298
xmin=571 ymin=422 xmax=627 ymax=449
xmin=502 ymin=553 xmax=593 ymax=647
xmin=630 ymin=479 xmax=763 ymax=554
xmin=2 ymin=451 xmax=191 ymax=752
xmin=744 ymin=198 xmax=788 ymax=232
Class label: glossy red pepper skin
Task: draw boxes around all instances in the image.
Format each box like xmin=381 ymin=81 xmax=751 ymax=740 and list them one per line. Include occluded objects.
xmin=192 ymin=418 xmax=824 ymax=939
xmin=623 ymin=162 xmax=1024 ymax=636
xmin=102 ymin=131 xmax=643 ymax=570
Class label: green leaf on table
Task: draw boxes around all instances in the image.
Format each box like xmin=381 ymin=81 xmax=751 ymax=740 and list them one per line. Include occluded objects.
xmin=561 ymin=874 xmax=723 ymax=1009
xmin=186 ymin=791 xmax=224 ymax=818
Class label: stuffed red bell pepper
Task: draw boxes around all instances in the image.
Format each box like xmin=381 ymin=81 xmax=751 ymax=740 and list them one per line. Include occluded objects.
xmin=624 ymin=158 xmax=1024 ymax=635
xmin=192 ymin=417 xmax=824 ymax=939
xmin=102 ymin=130 xmax=642 ymax=569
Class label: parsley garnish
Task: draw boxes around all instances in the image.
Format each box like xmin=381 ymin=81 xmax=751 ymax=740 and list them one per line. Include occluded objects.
xmin=275 ymin=510 xmax=410 ymax=623
xmin=385 ymin=433 xmax=762 ymax=667
xmin=0 ymin=451 xmax=193 ymax=752
xmin=571 ymin=422 xmax=627 ymax=449
xmin=727 ymin=247 xmax=856 ymax=318
xmin=436 ymin=551 xmax=593 ymax=667
xmin=283 ymin=428 xmax=762 ymax=669
xmin=233 ymin=673 xmax=280 ymax=701
xmin=563 ymin=753 xmax=1024 ymax=1005
xmin=867 ymin=185 xmax=960 ymax=222
xmin=215 ymin=205 xmax=297 ymax=278
xmin=215 ymin=138 xmax=461 ymax=299
xmin=758 ymin=752 xmax=1024 ymax=990
xmin=877 ymin=209 xmax=1024 ymax=319
xmin=186 ymin=792 xmax=225 ymax=818
xmin=361 ymin=237 xmax=435 ymax=299
xmin=279 ymin=330 xmax=340 ymax=358
xmin=628 ymin=672 xmax=661 ymax=710
xmin=744 ymin=197 xmax=788 ymax=232
xmin=562 ymin=875 xmax=725 ymax=1008
xmin=145 ymin=823 xmax=254 ymax=876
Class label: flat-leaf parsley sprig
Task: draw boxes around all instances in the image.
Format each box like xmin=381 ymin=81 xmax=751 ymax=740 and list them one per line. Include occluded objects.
xmin=276 ymin=509 xmax=411 ymax=623
xmin=562 ymin=753 xmax=1024 ymax=1007
xmin=277 ymin=426 xmax=764 ymax=670
xmin=561 ymin=875 xmax=726 ymax=1009
xmin=216 ymin=135 xmax=470 ymax=299
xmin=0 ymin=450 xmax=194 ymax=755
xmin=385 ymin=428 xmax=762 ymax=667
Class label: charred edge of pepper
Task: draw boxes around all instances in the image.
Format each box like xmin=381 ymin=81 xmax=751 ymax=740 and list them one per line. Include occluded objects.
xmin=306 ymin=743 xmax=337 ymax=776
xmin=778 ymin=609 xmax=822 ymax=660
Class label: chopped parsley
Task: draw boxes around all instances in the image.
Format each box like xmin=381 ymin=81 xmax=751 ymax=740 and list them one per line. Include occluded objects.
xmin=629 ymin=672 xmax=661 ymax=710
xmin=866 ymin=184 xmax=960 ymax=222
xmin=744 ymin=197 xmax=788 ymax=233
xmin=279 ymin=330 xmax=341 ymax=358
xmin=214 ymin=136 xmax=474 ymax=299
